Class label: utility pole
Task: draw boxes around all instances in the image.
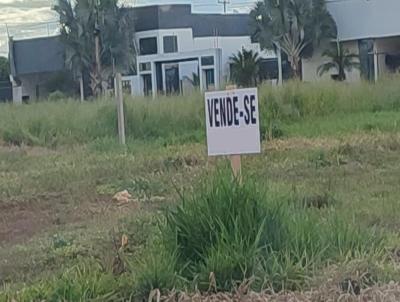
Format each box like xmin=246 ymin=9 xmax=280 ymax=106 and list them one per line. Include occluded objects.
xmin=218 ymin=0 xmax=230 ymax=14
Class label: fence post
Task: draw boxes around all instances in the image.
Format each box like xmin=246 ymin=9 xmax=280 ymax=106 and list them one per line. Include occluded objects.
xmin=115 ymin=73 xmax=126 ymax=145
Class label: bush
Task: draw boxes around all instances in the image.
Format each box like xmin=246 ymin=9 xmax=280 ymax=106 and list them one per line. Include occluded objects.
xmin=134 ymin=171 xmax=385 ymax=295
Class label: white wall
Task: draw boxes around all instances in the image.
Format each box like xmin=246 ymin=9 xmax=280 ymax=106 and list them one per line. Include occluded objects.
xmin=17 ymin=73 xmax=53 ymax=101
xmin=328 ymin=0 xmax=400 ymax=41
xmin=135 ymin=28 xmax=194 ymax=54
xmin=194 ymin=36 xmax=275 ymax=82
xmin=302 ymin=41 xmax=361 ymax=82
xmin=12 ymin=86 xmax=22 ymax=104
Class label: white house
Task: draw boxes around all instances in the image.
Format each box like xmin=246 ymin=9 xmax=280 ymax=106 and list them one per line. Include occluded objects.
xmin=303 ymin=0 xmax=400 ymax=82
xmin=9 ymin=4 xmax=279 ymax=102
xmin=122 ymin=4 xmax=277 ymax=97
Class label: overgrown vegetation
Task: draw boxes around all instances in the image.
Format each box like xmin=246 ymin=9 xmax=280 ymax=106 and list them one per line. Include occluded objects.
xmin=0 ymin=172 xmax=388 ymax=301
xmin=1 ymin=79 xmax=400 ymax=147
xmin=1 ymin=80 xmax=400 ymax=301
xmin=132 ymin=174 xmax=384 ymax=298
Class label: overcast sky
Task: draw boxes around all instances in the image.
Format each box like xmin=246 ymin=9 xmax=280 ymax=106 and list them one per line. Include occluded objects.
xmin=0 ymin=0 xmax=256 ymax=57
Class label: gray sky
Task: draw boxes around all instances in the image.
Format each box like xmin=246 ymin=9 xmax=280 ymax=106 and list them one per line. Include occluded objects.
xmin=0 ymin=0 xmax=256 ymax=57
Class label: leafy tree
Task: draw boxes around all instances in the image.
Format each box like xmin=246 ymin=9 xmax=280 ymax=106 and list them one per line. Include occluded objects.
xmin=229 ymin=49 xmax=261 ymax=87
xmin=0 ymin=57 xmax=10 ymax=81
xmin=54 ymin=0 xmax=136 ymax=97
xmin=317 ymin=42 xmax=360 ymax=81
xmin=250 ymin=0 xmax=337 ymax=79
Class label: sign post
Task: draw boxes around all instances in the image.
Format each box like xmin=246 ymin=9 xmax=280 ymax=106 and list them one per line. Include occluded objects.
xmin=204 ymin=88 xmax=261 ymax=179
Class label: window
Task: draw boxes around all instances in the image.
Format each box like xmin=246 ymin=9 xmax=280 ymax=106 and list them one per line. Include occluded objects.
xmin=122 ymin=80 xmax=132 ymax=94
xmin=163 ymin=36 xmax=178 ymax=53
xmin=139 ymin=37 xmax=157 ymax=55
xmin=142 ymin=74 xmax=153 ymax=96
xmin=139 ymin=62 xmax=151 ymax=72
xmin=201 ymin=56 xmax=214 ymax=66
xmin=205 ymin=69 xmax=215 ymax=90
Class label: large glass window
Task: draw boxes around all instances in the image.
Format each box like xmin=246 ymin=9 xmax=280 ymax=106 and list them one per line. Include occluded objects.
xmin=201 ymin=56 xmax=214 ymax=66
xmin=163 ymin=36 xmax=178 ymax=53
xmin=139 ymin=37 xmax=157 ymax=55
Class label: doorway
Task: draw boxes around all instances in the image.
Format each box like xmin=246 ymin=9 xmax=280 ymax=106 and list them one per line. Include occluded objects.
xmin=165 ymin=64 xmax=180 ymax=95
xmin=142 ymin=74 xmax=152 ymax=96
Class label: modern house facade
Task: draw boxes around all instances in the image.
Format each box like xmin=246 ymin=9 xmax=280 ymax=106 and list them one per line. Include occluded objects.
xmin=123 ymin=4 xmax=276 ymax=97
xmin=9 ymin=36 xmax=66 ymax=103
xmin=303 ymin=0 xmax=400 ymax=82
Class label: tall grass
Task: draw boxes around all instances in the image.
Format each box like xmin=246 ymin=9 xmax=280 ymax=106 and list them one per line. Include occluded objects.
xmin=132 ymin=172 xmax=385 ymax=297
xmin=1 ymin=79 xmax=400 ymax=147
xmin=0 ymin=171 xmax=386 ymax=300
xmin=0 ymin=260 xmax=124 ymax=302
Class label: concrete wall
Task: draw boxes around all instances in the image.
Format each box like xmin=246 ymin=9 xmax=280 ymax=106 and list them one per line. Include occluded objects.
xmin=13 ymin=73 xmax=55 ymax=102
xmin=302 ymin=41 xmax=361 ymax=82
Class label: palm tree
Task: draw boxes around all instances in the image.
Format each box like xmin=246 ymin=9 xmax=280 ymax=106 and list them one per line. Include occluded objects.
xmin=54 ymin=0 xmax=136 ymax=98
xmin=54 ymin=0 xmax=93 ymax=100
xmin=230 ymin=49 xmax=261 ymax=87
xmin=250 ymin=0 xmax=337 ymax=79
xmin=317 ymin=42 xmax=360 ymax=81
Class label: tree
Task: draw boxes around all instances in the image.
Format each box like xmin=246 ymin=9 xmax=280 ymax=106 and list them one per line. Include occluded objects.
xmin=229 ymin=49 xmax=261 ymax=87
xmin=250 ymin=0 xmax=337 ymax=79
xmin=0 ymin=57 xmax=10 ymax=81
xmin=54 ymin=0 xmax=136 ymax=98
xmin=317 ymin=42 xmax=360 ymax=81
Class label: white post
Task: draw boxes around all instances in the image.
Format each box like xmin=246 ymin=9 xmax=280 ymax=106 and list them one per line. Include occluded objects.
xmin=79 ymin=77 xmax=84 ymax=102
xmin=277 ymin=45 xmax=283 ymax=86
xmin=115 ymin=73 xmax=126 ymax=145
xmin=198 ymin=57 xmax=204 ymax=92
xmin=151 ymin=62 xmax=157 ymax=99
xmin=373 ymin=40 xmax=379 ymax=82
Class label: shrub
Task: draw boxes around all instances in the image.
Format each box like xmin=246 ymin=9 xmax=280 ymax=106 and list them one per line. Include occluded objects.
xmin=139 ymin=171 xmax=385 ymax=293
xmin=164 ymin=173 xmax=286 ymax=266
xmin=133 ymin=248 xmax=179 ymax=299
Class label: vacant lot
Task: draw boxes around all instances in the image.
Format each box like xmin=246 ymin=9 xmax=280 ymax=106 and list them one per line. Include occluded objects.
xmin=1 ymin=80 xmax=400 ymax=301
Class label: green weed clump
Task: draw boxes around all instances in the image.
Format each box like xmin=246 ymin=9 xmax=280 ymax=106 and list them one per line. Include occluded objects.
xmin=132 ymin=172 xmax=384 ymax=298
xmin=0 ymin=260 xmax=125 ymax=302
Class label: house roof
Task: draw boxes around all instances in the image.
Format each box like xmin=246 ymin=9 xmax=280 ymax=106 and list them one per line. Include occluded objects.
xmin=328 ymin=0 xmax=400 ymax=41
xmin=10 ymin=36 xmax=65 ymax=77
xmin=131 ymin=4 xmax=252 ymax=37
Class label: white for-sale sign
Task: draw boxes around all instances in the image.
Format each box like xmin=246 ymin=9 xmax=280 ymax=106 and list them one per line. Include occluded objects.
xmin=204 ymin=88 xmax=261 ymax=156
